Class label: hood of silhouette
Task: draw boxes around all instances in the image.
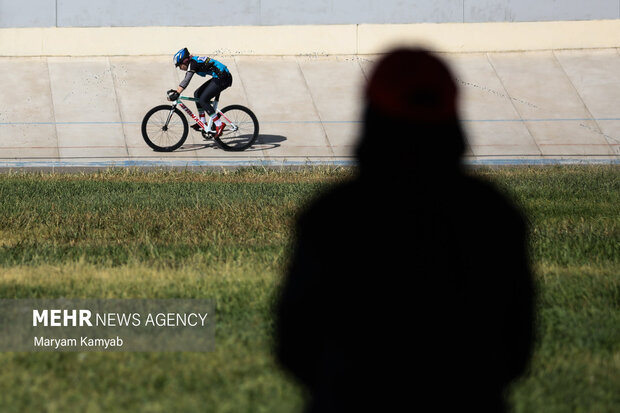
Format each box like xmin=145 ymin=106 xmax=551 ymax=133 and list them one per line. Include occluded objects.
xmin=356 ymin=48 xmax=466 ymax=176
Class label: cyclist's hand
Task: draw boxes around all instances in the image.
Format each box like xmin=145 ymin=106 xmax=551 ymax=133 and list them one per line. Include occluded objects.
xmin=167 ymin=90 xmax=180 ymax=101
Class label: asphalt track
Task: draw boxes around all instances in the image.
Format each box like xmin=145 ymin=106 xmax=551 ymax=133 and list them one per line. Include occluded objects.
xmin=0 ymin=49 xmax=619 ymax=170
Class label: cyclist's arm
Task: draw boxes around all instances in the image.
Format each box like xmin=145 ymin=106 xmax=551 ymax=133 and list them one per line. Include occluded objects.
xmin=179 ymin=70 xmax=195 ymax=90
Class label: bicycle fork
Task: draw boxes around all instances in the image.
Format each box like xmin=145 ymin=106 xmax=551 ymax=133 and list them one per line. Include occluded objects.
xmin=163 ymin=105 xmax=177 ymax=131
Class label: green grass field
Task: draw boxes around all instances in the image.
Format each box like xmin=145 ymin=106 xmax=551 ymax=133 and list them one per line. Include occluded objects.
xmin=0 ymin=166 xmax=618 ymax=412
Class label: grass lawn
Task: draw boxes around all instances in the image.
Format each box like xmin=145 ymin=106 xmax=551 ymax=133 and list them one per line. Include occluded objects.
xmin=0 ymin=166 xmax=618 ymax=412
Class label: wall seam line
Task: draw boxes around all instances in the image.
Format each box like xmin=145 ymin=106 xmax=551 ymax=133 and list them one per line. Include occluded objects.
xmin=296 ymin=58 xmax=334 ymax=157
xmin=108 ymin=57 xmax=130 ymax=157
xmin=486 ymin=52 xmax=543 ymax=156
xmin=552 ymin=50 xmax=617 ymax=153
xmin=45 ymin=58 xmax=61 ymax=158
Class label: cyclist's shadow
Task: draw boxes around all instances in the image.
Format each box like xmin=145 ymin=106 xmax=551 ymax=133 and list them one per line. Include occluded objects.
xmin=175 ymin=134 xmax=287 ymax=153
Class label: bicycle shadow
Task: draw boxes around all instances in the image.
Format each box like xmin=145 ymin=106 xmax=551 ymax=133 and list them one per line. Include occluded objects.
xmin=248 ymin=134 xmax=287 ymax=152
xmin=176 ymin=134 xmax=287 ymax=153
xmin=175 ymin=142 xmax=217 ymax=152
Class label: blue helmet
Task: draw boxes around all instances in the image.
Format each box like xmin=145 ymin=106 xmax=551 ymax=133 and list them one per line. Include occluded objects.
xmin=174 ymin=48 xmax=190 ymax=67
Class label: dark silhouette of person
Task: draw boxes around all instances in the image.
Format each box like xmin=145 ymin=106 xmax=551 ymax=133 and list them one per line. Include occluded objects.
xmin=275 ymin=48 xmax=535 ymax=413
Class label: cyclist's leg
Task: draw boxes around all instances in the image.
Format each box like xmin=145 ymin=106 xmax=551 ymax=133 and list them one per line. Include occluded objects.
xmin=189 ymin=80 xmax=217 ymax=131
xmin=194 ymin=80 xmax=211 ymax=118
xmin=198 ymin=79 xmax=231 ymax=134
xmin=198 ymin=79 xmax=227 ymax=117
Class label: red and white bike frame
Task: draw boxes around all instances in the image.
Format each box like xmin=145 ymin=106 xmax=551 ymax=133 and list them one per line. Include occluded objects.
xmin=173 ymin=97 xmax=234 ymax=132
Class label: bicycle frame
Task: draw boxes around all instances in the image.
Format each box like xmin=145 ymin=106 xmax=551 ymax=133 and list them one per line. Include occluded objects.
xmin=170 ymin=96 xmax=234 ymax=133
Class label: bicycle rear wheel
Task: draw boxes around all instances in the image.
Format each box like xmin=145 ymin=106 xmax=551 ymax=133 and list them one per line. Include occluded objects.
xmin=215 ymin=105 xmax=259 ymax=151
xmin=141 ymin=105 xmax=188 ymax=152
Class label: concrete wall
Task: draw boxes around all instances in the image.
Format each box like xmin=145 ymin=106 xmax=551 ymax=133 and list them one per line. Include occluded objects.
xmin=3 ymin=21 xmax=619 ymax=56
xmin=1 ymin=0 xmax=619 ymax=28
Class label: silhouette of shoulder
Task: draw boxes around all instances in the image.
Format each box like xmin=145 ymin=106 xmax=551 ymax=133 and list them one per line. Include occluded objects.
xmin=277 ymin=172 xmax=533 ymax=412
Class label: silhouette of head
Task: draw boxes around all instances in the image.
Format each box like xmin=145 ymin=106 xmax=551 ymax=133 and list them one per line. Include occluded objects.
xmin=357 ymin=48 xmax=466 ymax=176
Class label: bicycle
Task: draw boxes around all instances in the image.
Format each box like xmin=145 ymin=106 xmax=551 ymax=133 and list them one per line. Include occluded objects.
xmin=141 ymin=95 xmax=259 ymax=152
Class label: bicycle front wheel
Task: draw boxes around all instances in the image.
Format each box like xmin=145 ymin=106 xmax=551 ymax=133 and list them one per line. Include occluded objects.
xmin=141 ymin=105 xmax=188 ymax=152
xmin=215 ymin=105 xmax=259 ymax=151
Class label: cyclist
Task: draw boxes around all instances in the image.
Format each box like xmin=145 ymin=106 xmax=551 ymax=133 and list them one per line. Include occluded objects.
xmin=167 ymin=47 xmax=233 ymax=137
